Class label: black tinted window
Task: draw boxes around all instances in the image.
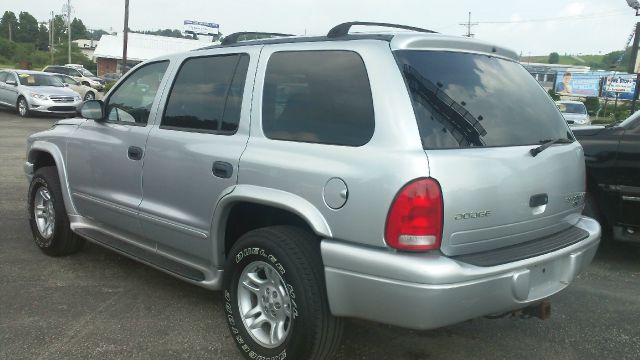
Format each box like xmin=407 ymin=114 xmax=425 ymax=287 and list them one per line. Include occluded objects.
xmin=106 ymin=61 xmax=169 ymax=124
xmin=396 ymin=51 xmax=572 ymax=149
xmin=162 ymin=54 xmax=249 ymax=133
xmin=262 ymin=51 xmax=374 ymax=146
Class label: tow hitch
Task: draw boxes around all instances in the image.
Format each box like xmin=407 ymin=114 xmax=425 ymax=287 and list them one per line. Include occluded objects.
xmin=485 ymin=300 xmax=551 ymax=320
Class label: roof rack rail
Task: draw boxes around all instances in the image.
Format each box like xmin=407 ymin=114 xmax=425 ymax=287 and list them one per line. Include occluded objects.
xmin=221 ymin=32 xmax=295 ymax=45
xmin=327 ymin=21 xmax=437 ymax=38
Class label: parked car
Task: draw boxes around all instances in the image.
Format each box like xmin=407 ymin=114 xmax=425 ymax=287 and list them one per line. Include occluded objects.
xmin=101 ymin=72 xmax=121 ymax=82
xmin=557 ymin=100 xmax=590 ymax=125
xmin=0 ymin=69 xmax=82 ymax=117
xmin=24 ymin=22 xmax=600 ymax=360
xmin=42 ymin=65 xmax=105 ymax=91
xmin=572 ymin=112 xmax=640 ymax=242
xmin=51 ymin=74 xmax=102 ymax=101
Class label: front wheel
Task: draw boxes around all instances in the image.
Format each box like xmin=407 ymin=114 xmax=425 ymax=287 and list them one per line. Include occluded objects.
xmin=28 ymin=166 xmax=85 ymax=256
xmin=17 ymin=97 xmax=30 ymax=117
xmin=223 ymin=226 xmax=343 ymax=360
xmin=83 ymin=91 xmax=95 ymax=101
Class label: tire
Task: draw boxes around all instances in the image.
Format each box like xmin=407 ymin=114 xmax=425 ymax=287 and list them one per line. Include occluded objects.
xmin=28 ymin=166 xmax=85 ymax=256
xmin=223 ymin=226 xmax=343 ymax=360
xmin=83 ymin=91 xmax=95 ymax=101
xmin=17 ymin=96 xmax=30 ymax=118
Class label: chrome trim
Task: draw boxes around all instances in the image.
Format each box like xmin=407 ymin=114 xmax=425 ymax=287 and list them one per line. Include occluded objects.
xmin=73 ymin=192 xmax=138 ymax=216
xmin=622 ymin=196 xmax=640 ymax=202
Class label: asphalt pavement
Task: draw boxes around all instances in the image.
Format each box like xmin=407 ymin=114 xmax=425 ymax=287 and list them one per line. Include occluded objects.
xmin=0 ymin=109 xmax=639 ymax=360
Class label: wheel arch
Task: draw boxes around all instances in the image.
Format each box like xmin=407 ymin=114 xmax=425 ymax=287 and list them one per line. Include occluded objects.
xmin=27 ymin=142 xmax=77 ymax=215
xmin=211 ymin=185 xmax=332 ymax=266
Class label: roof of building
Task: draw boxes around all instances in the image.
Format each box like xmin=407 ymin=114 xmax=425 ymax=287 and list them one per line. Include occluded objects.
xmin=93 ymin=33 xmax=208 ymax=62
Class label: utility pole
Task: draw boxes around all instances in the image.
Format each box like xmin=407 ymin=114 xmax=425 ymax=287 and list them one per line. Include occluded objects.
xmin=67 ymin=0 xmax=72 ymax=64
xmin=122 ymin=0 xmax=129 ymax=75
xmin=8 ymin=21 xmax=12 ymax=42
xmin=459 ymin=11 xmax=478 ymax=38
xmin=630 ymin=22 xmax=640 ymax=113
xmin=50 ymin=11 xmax=55 ymax=63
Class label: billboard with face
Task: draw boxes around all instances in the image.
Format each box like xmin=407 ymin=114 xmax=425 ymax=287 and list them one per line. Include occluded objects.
xmin=554 ymin=71 xmax=601 ymax=97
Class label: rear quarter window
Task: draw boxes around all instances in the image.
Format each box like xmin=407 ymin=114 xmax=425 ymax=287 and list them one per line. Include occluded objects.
xmin=262 ymin=50 xmax=375 ymax=146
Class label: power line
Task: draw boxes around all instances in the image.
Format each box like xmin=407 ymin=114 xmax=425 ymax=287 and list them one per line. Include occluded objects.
xmin=477 ymin=10 xmax=629 ymax=24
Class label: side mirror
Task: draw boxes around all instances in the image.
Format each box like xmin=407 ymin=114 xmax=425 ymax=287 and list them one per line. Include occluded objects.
xmin=63 ymin=83 xmax=69 ymax=87
xmin=5 ymin=80 xmax=17 ymax=86
xmin=78 ymin=100 xmax=105 ymax=121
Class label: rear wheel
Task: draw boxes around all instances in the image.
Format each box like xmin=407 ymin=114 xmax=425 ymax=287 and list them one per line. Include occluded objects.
xmin=28 ymin=166 xmax=85 ymax=256
xmin=17 ymin=97 xmax=30 ymax=117
xmin=223 ymin=226 xmax=343 ymax=360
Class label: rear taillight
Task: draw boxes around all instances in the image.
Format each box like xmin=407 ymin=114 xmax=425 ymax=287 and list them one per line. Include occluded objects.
xmin=385 ymin=178 xmax=443 ymax=251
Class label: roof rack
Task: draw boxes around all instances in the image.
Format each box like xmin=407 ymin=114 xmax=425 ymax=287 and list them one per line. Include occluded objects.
xmin=327 ymin=21 xmax=437 ymax=38
xmin=221 ymin=32 xmax=295 ymax=45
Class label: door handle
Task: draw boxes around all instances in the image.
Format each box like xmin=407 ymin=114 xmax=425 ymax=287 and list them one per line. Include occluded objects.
xmin=212 ymin=161 xmax=233 ymax=179
xmin=127 ymin=146 xmax=143 ymax=160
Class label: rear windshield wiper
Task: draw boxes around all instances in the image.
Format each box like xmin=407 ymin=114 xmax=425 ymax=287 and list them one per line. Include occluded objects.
xmin=530 ymin=138 xmax=574 ymax=157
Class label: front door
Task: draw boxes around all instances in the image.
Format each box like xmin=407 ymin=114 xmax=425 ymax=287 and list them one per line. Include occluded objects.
xmin=139 ymin=50 xmax=255 ymax=268
xmin=67 ymin=61 xmax=171 ymax=245
xmin=617 ymin=116 xmax=640 ymax=226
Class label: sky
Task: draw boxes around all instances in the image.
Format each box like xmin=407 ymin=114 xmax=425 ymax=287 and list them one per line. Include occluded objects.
xmin=5 ymin=0 xmax=639 ymax=55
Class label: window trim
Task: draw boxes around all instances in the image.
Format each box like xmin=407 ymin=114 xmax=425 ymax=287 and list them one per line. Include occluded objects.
xmin=103 ymin=60 xmax=170 ymax=127
xmin=159 ymin=52 xmax=249 ymax=135
xmin=261 ymin=49 xmax=376 ymax=147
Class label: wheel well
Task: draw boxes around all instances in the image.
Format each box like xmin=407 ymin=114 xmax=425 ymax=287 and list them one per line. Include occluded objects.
xmin=29 ymin=150 xmax=56 ymax=171
xmin=224 ymin=202 xmax=315 ymax=256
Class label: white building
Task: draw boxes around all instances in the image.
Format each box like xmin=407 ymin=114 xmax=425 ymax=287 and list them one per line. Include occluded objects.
xmin=93 ymin=32 xmax=215 ymax=75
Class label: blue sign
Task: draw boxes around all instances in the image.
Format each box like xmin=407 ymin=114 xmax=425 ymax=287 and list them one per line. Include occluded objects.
xmin=554 ymin=71 xmax=601 ymax=97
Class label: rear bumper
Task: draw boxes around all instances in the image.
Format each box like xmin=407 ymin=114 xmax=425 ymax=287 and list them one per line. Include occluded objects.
xmin=321 ymin=216 xmax=600 ymax=330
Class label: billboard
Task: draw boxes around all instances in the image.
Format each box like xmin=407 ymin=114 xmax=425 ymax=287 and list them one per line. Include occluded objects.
xmin=554 ymin=71 xmax=601 ymax=97
xmin=184 ymin=20 xmax=219 ymax=35
xmin=602 ymin=74 xmax=637 ymax=100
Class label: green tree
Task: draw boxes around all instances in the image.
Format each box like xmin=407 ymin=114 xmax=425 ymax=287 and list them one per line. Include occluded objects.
xmin=37 ymin=23 xmax=49 ymax=51
xmin=0 ymin=11 xmax=18 ymax=40
xmin=16 ymin=12 xmax=39 ymax=43
xmin=70 ymin=18 xmax=87 ymax=40
xmin=602 ymin=49 xmax=630 ymax=70
xmin=548 ymin=52 xmax=560 ymax=64
xmin=52 ymin=15 xmax=67 ymax=44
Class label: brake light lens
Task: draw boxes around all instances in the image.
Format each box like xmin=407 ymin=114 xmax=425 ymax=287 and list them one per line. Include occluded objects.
xmin=385 ymin=178 xmax=443 ymax=251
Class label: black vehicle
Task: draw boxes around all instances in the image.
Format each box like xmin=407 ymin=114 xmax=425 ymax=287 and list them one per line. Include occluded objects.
xmin=572 ymin=112 xmax=640 ymax=242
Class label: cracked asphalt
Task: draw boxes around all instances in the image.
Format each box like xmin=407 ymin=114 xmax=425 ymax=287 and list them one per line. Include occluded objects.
xmin=1 ymin=110 xmax=639 ymax=360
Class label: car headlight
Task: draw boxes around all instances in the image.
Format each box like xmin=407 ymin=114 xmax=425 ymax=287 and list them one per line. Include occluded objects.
xmin=74 ymin=96 xmax=82 ymax=101
xmin=29 ymin=93 xmax=48 ymax=100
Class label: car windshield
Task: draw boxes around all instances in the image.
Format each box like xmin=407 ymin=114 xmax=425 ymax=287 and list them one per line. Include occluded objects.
xmin=18 ymin=74 xmax=65 ymax=87
xmin=79 ymin=68 xmax=94 ymax=77
xmin=395 ymin=50 xmax=572 ymax=149
xmin=558 ymin=103 xmax=587 ymax=114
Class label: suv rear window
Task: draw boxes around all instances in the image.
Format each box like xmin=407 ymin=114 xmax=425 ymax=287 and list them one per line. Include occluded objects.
xmin=396 ymin=51 xmax=572 ymax=149
xmin=262 ymin=51 xmax=374 ymax=146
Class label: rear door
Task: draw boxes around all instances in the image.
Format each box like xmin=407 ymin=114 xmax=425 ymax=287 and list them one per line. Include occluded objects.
xmin=138 ymin=48 xmax=257 ymax=268
xmin=396 ymin=50 xmax=585 ymax=256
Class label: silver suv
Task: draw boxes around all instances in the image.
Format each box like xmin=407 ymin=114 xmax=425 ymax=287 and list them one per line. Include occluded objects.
xmin=24 ymin=22 xmax=600 ymax=360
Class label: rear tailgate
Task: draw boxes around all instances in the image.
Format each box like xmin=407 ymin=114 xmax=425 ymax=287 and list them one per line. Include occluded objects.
xmin=427 ymin=144 xmax=585 ymax=256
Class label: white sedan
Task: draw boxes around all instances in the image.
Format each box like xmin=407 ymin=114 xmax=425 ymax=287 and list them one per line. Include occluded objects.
xmin=52 ymin=74 xmax=103 ymax=101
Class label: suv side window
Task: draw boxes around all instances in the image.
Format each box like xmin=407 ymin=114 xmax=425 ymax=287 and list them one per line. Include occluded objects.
xmin=46 ymin=67 xmax=63 ymax=75
xmin=105 ymin=61 xmax=169 ymax=125
xmin=161 ymin=54 xmax=249 ymax=133
xmin=262 ymin=51 xmax=375 ymax=146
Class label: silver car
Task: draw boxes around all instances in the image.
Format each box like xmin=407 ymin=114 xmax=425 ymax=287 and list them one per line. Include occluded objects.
xmin=51 ymin=74 xmax=102 ymax=101
xmin=557 ymin=100 xmax=591 ymax=125
xmin=23 ymin=22 xmax=600 ymax=360
xmin=0 ymin=70 xmax=82 ymax=117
